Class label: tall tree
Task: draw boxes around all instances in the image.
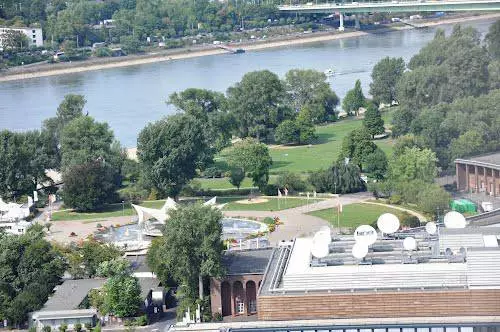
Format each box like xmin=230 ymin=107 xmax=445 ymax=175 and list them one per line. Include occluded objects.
xmin=227 ymin=70 xmax=288 ymax=141
xmin=388 ymin=147 xmax=438 ymax=184
xmin=362 ymin=147 xmax=388 ymax=180
xmin=486 ymin=19 xmax=500 ymax=59
xmin=283 ymin=69 xmax=339 ymax=123
xmin=137 ymin=114 xmax=210 ymax=198
xmin=339 ymin=127 xmax=377 ymax=169
xmin=226 ymin=138 xmax=273 ymax=189
xmin=362 ymin=103 xmax=385 ymax=138
xmin=147 ymin=204 xmax=224 ymax=315
xmin=369 ymin=57 xmax=405 ymax=104
xmin=102 ymin=275 xmax=141 ymax=317
xmin=342 ymin=79 xmax=366 ymax=116
xmin=169 ymin=88 xmax=232 ymax=151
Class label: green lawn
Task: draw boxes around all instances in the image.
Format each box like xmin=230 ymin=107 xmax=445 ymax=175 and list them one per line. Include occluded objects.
xmin=223 ymin=197 xmax=322 ymax=211
xmin=308 ymin=203 xmax=405 ymax=229
xmin=50 ymin=200 xmax=167 ymax=221
xmin=194 ymin=177 xmax=256 ymax=190
xmin=268 ymin=118 xmax=394 ymax=174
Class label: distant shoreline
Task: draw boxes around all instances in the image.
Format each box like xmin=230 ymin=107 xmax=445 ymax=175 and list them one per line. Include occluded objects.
xmin=0 ymin=12 xmax=499 ymax=83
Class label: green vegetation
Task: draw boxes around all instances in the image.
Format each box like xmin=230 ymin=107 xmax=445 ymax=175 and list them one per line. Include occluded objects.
xmin=195 ymin=177 xmax=255 ymax=190
xmin=223 ymin=197 xmax=322 ymax=211
xmin=308 ymin=203 xmax=407 ymax=229
xmin=268 ymin=118 xmax=393 ymax=174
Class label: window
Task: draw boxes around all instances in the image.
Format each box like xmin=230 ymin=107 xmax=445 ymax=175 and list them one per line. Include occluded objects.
xmin=249 ymin=300 xmax=257 ymax=313
xmin=237 ymin=301 xmax=244 ymax=314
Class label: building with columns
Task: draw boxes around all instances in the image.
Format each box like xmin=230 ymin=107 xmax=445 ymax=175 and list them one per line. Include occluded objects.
xmin=455 ymin=153 xmax=500 ymax=196
xmin=210 ymin=248 xmax=273 ymax=318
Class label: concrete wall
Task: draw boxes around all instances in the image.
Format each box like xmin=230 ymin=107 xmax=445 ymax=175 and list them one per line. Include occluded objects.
xmin=258 ymin=289 xmax=500 ymax=320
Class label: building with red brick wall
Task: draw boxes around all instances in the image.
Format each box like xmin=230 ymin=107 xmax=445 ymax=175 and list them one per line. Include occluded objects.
xmin=456 ymin=153 xmax=500 ymax=196
xmin=210 ymin=248 xmax=272 ymax=318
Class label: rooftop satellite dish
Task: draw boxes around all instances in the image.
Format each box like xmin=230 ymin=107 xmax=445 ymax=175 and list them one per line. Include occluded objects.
xmin=354 ymin=225 xmax=377 ymax=246
xmin=319 ymin=226 xmax=331 ymax=234
xmin=377 ymin=213 xmax=400 ymax=234
xmin=352 ymin=242 xmax=368 ymax=259
xmin=444 ymin=211 xmax=466 ymax=229
xmin=311 ymin=230 xmax=331 ymax=258
xmin=425 ymin=221 xmax=437 ymax=235
xmin=403 ymin=237 xmax=417 ymax=251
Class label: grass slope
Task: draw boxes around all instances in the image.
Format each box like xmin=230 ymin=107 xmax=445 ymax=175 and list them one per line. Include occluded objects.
xmin=308 ymin=202 xmax=405 ymax=229
xmin=223 ymin=197 xmax=322 ymax=211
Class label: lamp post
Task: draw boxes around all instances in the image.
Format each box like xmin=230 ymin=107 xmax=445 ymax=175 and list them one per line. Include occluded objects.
xmin=122 ymin=200 xmax=125 ymax=216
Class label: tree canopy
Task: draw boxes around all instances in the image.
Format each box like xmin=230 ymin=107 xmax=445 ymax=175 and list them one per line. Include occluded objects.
xmin=137 ymin=114 xmax=210 ymax=198
xmin=362 ymin=103 xmax=385 ymax=138
xmin=339 ymin=127 xmax=377 ymax=169
xmin=369 ymin=57 xmax=405 ymax=105
xmin=342 ymin=79 xmax=366 ymax=116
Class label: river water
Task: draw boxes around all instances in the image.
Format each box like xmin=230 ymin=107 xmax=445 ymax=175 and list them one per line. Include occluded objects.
xmin=0 ymin=19 xmax=494 ymax=147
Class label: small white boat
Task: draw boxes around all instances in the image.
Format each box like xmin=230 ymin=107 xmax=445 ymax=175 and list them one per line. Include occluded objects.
xmin=324 ymin=68 xmax=335 ymax=77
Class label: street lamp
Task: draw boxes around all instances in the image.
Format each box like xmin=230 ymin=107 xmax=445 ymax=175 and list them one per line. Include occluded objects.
xmin=122 ymin=200 xmax=125 ymax=216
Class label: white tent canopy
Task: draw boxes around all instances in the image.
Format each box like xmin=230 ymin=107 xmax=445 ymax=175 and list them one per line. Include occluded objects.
xmin=132 ymin=197 xmax=221 ymax=225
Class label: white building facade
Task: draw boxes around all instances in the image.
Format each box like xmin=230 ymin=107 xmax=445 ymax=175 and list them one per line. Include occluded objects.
xmin=0 ymin=27 xmax=43 ymax=49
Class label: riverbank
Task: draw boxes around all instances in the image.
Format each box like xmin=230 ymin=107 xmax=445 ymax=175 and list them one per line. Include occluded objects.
xmin=0 ymin=12 xmax=499 ymax=83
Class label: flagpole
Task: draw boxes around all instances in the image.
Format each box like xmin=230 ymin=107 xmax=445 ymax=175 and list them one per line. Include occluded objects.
xmin=337 ymin=198 xmax=340 ymax=231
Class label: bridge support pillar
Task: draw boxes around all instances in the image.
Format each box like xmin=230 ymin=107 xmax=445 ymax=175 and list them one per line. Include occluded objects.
xmin=338 ymin=13 xmax=344 ymax=31
xmin=355 ymin=15 xmax=360 ymax=29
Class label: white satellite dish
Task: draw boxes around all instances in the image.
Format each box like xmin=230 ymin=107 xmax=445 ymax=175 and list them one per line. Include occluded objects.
xmin=354 ymin=225 xmax=377 ymax=246
xmin=319 ymin=226 xmax=331 ymax=234
xmin=377 ymin=213 xmax=400 ymax=234
xmin=311 ymin=230 xmax=331 ymax=258
xmin=403 ymin=237 xmax=417 ymax=250
xmin=352 ymin=242 xmax=368 ymax=259
xmin=425 ymin=221 xmax=437 ymax=235
xmin=444 ymin=211 xmax=467 ymax=229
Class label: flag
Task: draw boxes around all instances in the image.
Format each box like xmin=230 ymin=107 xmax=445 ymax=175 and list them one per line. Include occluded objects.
xmin=313 ymin=191 xmax=317 ymax=198
xmin=278 ymin=189 xmax=282 ymax=198
xmin=338 ymin=201 xmax=343 ymax=213
xmin=284 ymin=187 xmax=288 ymax=196
xmin=307 ymin=192 xmax=310 ymax=199
xmin=33 ymin=191 xmax=38 ymax=202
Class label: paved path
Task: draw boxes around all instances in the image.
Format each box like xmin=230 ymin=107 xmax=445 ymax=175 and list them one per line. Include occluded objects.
xmin=225 ymin=192 xmax=373 ymax=244
xmin=360 ymin=201 xmax=427 ymax=222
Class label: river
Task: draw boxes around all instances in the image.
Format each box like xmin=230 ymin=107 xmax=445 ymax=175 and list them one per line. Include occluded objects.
xmin=0 ymin=19 xmax=495 ymax=147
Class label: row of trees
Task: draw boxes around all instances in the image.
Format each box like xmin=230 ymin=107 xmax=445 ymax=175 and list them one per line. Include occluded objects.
xmin=382 ymin=21 xmax=500 ymax=171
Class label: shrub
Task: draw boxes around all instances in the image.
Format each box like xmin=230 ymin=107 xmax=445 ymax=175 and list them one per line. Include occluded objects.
xmin=389 ymin=194 xmax=402 ymax=205
xmin=262 ymin=217 xmax=275 ymax=225
xmin=135 ymin=315 xmax=148 ymax=326
xmin=268 ymin=224 xmax=276 ymax=232
xmin=85 ymin=323 xmax=92 ymax=330
xmin=276 ymin=171 xmax=308 ymax=192
xmin=203 ymin=167 xmax=222 ymax=178
xmin=58 ymin=323 xmax=68 ymax=332
xmin=42 ymin=327 xmax=52 ymax=332
xmin=75 ymin=323 xmax=82 ymax=332
xmin=93 ymin=323 xmax=101 ymax=332
xmin=262 ymin=183 xmax=279 ymax=196
xmin=213 ymin=312 xmax=223 ymax=321
xmin=401 ymin=213 xmax=420 ymax=228
xmin=94 ymin=47 xmax=111 ymax=57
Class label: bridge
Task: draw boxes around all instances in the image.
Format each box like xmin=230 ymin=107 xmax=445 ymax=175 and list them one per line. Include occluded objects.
xmin=278 ymin=0 xmax=500 ymax=30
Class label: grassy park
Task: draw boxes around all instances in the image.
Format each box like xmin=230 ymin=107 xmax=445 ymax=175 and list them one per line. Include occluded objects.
xmin=222 ymin=197 xmax=323 ymax=211
xmin=308 ymin=203 xmax=405 ymax=229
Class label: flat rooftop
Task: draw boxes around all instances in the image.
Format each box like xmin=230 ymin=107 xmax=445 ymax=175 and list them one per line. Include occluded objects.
xmin=260 ymin=227 xmax=500 ymax=296
xmin=456 ymin=152 xmax=500 ymax=167
xmin=223 ymin=248 xmax=273 ymax=275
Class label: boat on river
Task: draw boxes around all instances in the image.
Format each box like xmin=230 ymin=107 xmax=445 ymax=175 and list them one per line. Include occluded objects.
xmin=324 ymin=68 xmax=335 ymax=77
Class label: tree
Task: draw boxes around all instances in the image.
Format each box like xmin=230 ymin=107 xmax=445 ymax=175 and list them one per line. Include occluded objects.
xmin=62 ymin=160 xmax=118 ymax=211
xmin=229 ymin=168 xmax=245 ymax=190
xmin=388 ymin=147 xmax=438 ymax=184
xmin=308 ymin=161 xmax=365 ymax=194
xmin=369 ymin=57 xmax=405 ymax=104
xmin=96 ymin=258 xmax=131 ymax=277
xmin=169 ymin=88 xmax=232 ymax=151
xmin=362 ymin=148 xmax=388 ymax=180
xmin=102 ymin=275 xmax=141 ymax=317
xmin=362 ymin=103 xmax=385 ymax=138
xmin=485 ymin=19 xmax=500 ymax=59
xmin=137 ymin=114 xmax=210 ymax=198
xmin=64 ymin=239 xmax=121 ymax=278
xmin=0 ymin=30 xmax=29 ymax=50
xmin=227 ymin=70 xmax=288 ymax=141
xmin=226 ymin=138 xmax=272 ymax=189
xmin=0 ymin=130 xmax=52 ymax=199
xmin=339 ymin=127 xmax=377 ymax=169
xmin=0 ymin=226 xmax=66 ymax=326
xmin=56 ymin=94 xmax=87 ymax=124
xmin=283 ymin=69 xmax=339 ymax=123
xmin=147 ymin=204 xmax=224 ymax=313
xmin=449 ymin=130 xmax=485 ymax=162
xmin=393 ymin=134 xmax=425 ymax=157
xmin=342 ymin=80 xmax=365 ymax=116
xmin=417 ymin=184 xmax=451 ymax=217
xmin=274 ymin=119 xmax=299 ymax=145
xmin=60 ymin=116 xmax=121 ymax=170
xmin=391 ymin=106 xmax=415 ymax=138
